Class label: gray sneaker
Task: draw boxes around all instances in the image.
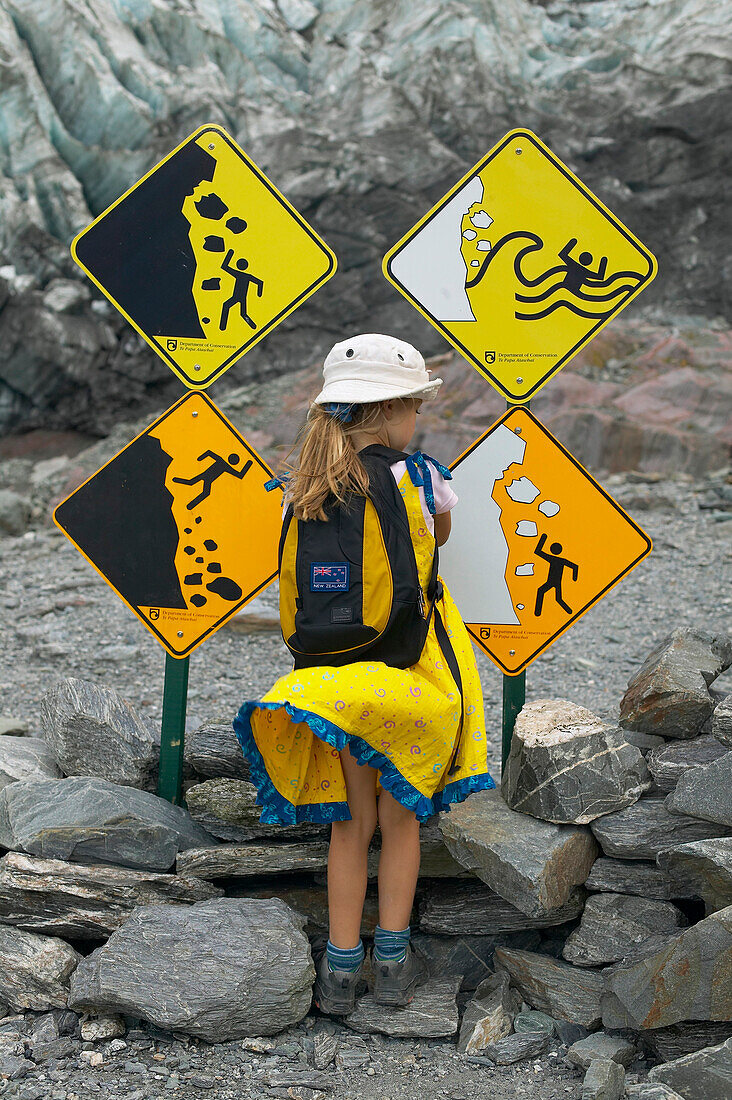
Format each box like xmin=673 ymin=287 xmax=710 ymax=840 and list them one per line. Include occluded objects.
xmin=372 ymin=943 xmax=429 ymax=1006
xmin=312 ymin=945 xmax=364 ymax=1016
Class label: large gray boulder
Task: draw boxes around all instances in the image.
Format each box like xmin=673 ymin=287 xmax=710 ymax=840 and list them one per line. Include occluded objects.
xmin=419 ymin=880 xmax=585 ymax=935
xmin=0 ymin=851 xmax=222 ymax=938
xmin=0 ymin=735 xmax=62 ymax=791
xmin=185 ymin=778 xmax=326 ymax=841
xmin=602 ymin=905 xmax=732 ymax=1030
xmin=184 ymin=722 xmax=249 ymax=780
xmin=585 ymin=857 xmax=693 ymax=901
xmin=647 ymin=736 xmax=728 ymax=792
xmin=642 ymin=1021 xmax=732 ymax=1062
xmin=666 ymin=751 xmax=732 ymax=827
xmin=0 ymin=923 xmax=81 ymax=1011
xmin=648 ymin=1038 xmax=732 ymax=1100
xmin=0 ymin=777 xmax=216 ymax=871
xmin=563 ymin=893 xmax=687 ymax=967
xmin=40 ymin=678 xmax=159 ymax=789
xmin=619 ymin=629 xmax=732 ymax=738
xmin=438 ymin=788 xmax=597 ymax=917
xmin=657 ymin=839 xmax=732 ymax=915
xmin=495 ymin=947 xmax=604 ymax=1026
xmin=567 ymin=1032 xmax=637 ymax=1069
xmin=711 ymin=695 xmax=732 ymax=747
xmin=502 ymin=699 xmax=650 ymax=824
xmin=591 ymin=796 xmax=731 ymax=859
xmin=68 ymin=897 xmax=314 ymax=1040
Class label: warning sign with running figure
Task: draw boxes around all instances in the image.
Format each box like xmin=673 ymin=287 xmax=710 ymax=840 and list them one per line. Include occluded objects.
xmin=71 ymin=125 xmax=337 ymax=389
xmin=53 ymin=393 xmax=283 ymax=658
xmin=439 ymin=408 xmax=652 ymax=675
xmin=383 ymin=129 xmax=657 ymax=402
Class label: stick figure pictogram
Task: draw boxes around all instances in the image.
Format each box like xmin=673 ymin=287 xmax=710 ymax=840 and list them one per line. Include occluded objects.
xmin=533 ymin=532 xmax=579 ymax=616
xmin=172 ymin=451 xmax=253 ymax=510
xmin=219 ymin=249 xmax=263 ymax=331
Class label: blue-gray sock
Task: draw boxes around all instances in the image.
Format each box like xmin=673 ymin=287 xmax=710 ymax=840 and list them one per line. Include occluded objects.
xmin=326 ymin=939 xmax=364 ymax=973
xmin=373 ymin=924 xmax=410 ymax=964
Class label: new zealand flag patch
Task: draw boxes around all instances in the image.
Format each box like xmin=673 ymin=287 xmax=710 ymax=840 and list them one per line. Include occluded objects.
xmin=310 ymin=562 xmax=350 ymax=592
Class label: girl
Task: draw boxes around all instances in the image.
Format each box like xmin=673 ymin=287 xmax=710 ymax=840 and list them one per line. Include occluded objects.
xmin=233 ymin=333 xmax=495 ymax=1015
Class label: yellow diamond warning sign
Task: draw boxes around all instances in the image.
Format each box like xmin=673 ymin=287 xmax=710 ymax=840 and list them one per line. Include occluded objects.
xmin=439 ymin=408 xmax=652 ymax=675
xmin=71 ymin=125 xmax=337 ymax=389
xmin=383 ymin=129 xmax=657 ymax=402
xmin=53 ymin=393 xmax=283 ymax=658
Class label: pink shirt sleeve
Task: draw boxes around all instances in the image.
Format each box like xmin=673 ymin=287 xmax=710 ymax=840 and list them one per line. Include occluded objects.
xmin=431 ymin=468 xmax=459 ymax=515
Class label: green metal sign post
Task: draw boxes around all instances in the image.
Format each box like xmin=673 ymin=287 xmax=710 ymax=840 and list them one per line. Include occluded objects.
xmin=501 ymin=398 xmax=529 ymax=773
xmin=157 ymin=653 xmax=189 ymax=805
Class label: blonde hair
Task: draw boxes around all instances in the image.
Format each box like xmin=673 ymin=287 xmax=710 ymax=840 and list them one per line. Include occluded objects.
xmin=282 ymin=402 xmax=395 ymax=521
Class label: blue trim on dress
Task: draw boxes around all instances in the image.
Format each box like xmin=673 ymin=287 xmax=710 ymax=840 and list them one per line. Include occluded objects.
xmin=233 ymin=699 xmax=495 ymax=826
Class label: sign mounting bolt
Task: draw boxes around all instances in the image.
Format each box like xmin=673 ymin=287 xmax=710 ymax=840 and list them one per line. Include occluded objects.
xmin=208 ymin=143 xmax=215 ymax=150
xmin=177 ymin=631 xmax=184 ymax=638
xmin=515 ymin=147 xmax=523 ymax=155
xmin=515 ymin=427 xmax=522 ymax=434
xmin=516 ymin=376 xmax=523 ymax=383
xmin=192 ymin=411 xmax=198 ymax=418
xmin=509 ymin=649 xmax=516 ymax=656
xmin=194 ymin=364 xmax=202 ymax=372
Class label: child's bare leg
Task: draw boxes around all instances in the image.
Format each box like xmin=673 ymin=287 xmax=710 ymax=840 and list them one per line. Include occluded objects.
xmin=376 ymin=788 xmax=421 ymax=929
xmin=327 ymin=747 xmax=378 ymax=947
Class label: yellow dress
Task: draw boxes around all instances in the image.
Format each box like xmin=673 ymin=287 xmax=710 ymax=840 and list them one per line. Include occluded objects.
xmin=233 ymin=464 xmax=495 ymax=823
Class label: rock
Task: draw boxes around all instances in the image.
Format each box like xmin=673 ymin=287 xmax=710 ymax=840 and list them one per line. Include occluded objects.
xmin=410 ymin=817 xmax=471 ymax=877
xmin=619 ymin=629 xmax=732 ymax=739
xmin=176 ymin=841 xmax=329 ymax=879
xmin=68 ymin=897 xmax=314 ymax=1040
xmin=438 ymin=788 xmax=598 ymax=917
xmin=411 ymin=932 xmax=537 ymax=992
xmin=0 ymin=776 xmax=216 ymax=871
xmin=585 ymin=857 xmax=692 ymax=901
xmin=184 ymin=722 xmax=249 ymax=780
xmin=666 ymin=751 xmax=732 ymax=827
xmin=80 ymin=1014 xmax=126 ymax=1041
xmin=334 ymin=1036 xmax=370 ymax=1068
xmin=0 ymin=736 xmax=62 ymax=790
xmin=711 ymin=695 xmax=732 ymax=747
xmin=419 ymin=880 xmax=586 ymax=935
xmin=657 ymin=839 xmax=732 ymax=914
xmin=642 ymin=1021 xmax=732 ymax=1062
xmin=648 ymin=1038 xmax=732 ymax=1100
xmin=40 ymin=678 xmax=159 ymax=789
xmin=591 ymin=796 xmax=731 ymax=859
xmin=184 ymin=778 xmax=326 ymax=841
xmin=582 ymin=1058 xmax=625 ymax=1100
xmin=494 ymin=947 xmax=604 ymax=1026
xmin=0 ymin=924 xmax=81 ymax=1011
xmin=601 ymin=905 xmax=732 ymax=1029
xmin=513 ymin=1010 xmax=556 ymax=1036
xmin=0 ymin=851 xmax=222 ymax=937
xmin=482 ymin=1030 xmax=549 ymax=1064
xmin=647 ymin=736 xmax=728 ymax=792
xmin=502 ymin=699 xmax=650 ymax=824
xmin=0 ymin=718 xmax=29 ymax=736
xmin=563 ymin=893 xmax=687 ymax=967
xmin=457 ymin=971 xmax=521 ymax=1053
xmin=312 ymin=1028 xmax=339 ymax=1069
xmin=344 ymin=977 xmax=460 ymax=1038
xmin=625 ymin=1086 xmax=685 ymax=1100
xmin=619 ymin=730 xmax=666 ymax=755
xmin=567 ymin=1032 xmax=637 ymax=1069
xmin=231 ymin=879 xmax=382 ymax=938
xmin=0 ymin=489 xmax=31 ymax=537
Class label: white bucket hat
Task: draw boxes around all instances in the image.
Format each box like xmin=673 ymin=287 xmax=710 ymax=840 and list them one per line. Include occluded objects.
xmin=312 ymin=333 xmax=443 ymax=406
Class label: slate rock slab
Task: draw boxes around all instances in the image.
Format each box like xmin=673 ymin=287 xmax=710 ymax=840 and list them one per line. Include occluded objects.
xmin=647 ymin=736 xmax=727 ymax=792
xmin=40 ymin=679 xmax=159 ymax=789
xmin=177 ymin=841 xmax=330 ymax=879
xmin=591 ymin=796 xmax=731 ymax=860
xmin=344 ymin=977 xmax=460 ymax=1038
xmin=411 ymin=932 xmax=538 ymax=993
xmin=642 ymin=1021 xmax=732 ymax=1062
xmin=457 ymin=971 xmax=521 ymax=1053
xmin=567 ymin=1032 xmax=636 ymax=1069
xmin=0 ymin=923 xmax=81 ymax=1011
xmin=495 ymin=947 xmax=604 ymax=1026
xmin=619 ymin=729 xmax=666 ymax=755
xmin=657 ymin=839 xmax=732 ymax=914
xmin=0 ymin=851 xmax=222 ymax=937
xmin=502 ymin=699 xmax=650 ymax=824
xmin=625 ymin=1086 xmax=685 ymax=1100
xmin=619 ymin=629 xmax=732 ymax=738
xmin=666 ymin=751 xmax=732 ymax=827
xmin=0 ymin=777 xmax=216 ymax=871
xmin=419 ymin=880 xmax=585 ymax=935
xmin=585 ymin=857 xmax=692 ymax=901
xmin=563 ymin=893 xmax=687 ymax=967
xmin=0 ymin=736 xmax=62 ymax=791
xmin=68 ymin=897 xmax=314 ymax=1040
xmin=648 ymin=1037 xmax=732 ymax=1100
xmin=438 ymin=788 xmax=597 ymax=917
xmin=582 ymin=1058 xmax=625 ymax=1100
xmin=711 ymin=695 xmax=732 ymax=747
xmin=483 ymin=1030 xmax=549 ymax=1064
xmin=185 ymin=778 xmax=326 ymax=841
xmin=602 ymin=905 xmax=732 ymax=1029
xmin=184 ymin=722 xmax=250 ymax=780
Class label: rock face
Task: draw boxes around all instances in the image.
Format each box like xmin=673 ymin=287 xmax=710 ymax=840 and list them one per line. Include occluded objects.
xmin=185 ymin=722 xmax=249 ymax=780
xmin=0 ymin=735 xmax=62 ymax=790
xmin=591 ymin=796 xmax=731 ymax=860
xmin=419 ymin=880 xmax=586 ymax=936
xmin=648 ymin=1038 xmax=732 ymax=1100
xmin=619 ymin=629 xmax=732 ymax=738
xmin=0 ymin=923 xmax=81 ymax=1011
xmin=584 ymin=857 xmax=692 ymax=901
xmin=344 ymin=977 xmax=460 ymax=1038
xmin=563 ymin=893 xmax=687 ymax=967
xmin=0 ymin=851 xmax=222 ymax=938
xmin=666 ymin=751 xmax=732 ymax=827
xmin=185 ymin=778 xmax=326 ymax=842
xmin=658 ymin=839 xmax=732 ymax=915
xmin=502 ymin=699 xmax=650 ymax=824
xmin=68 ymin=898 xmax=314 ymax=1040
xmin=438 ymin=788 xmax=597 ymax=917
xmin=642 ymin=1021 xmax=732 ymax=1062
xmin=457 ymin=971 xmax=521 ymax=1053
xmin=0 ymin=777 xmax=216 ymax=871
xmin=495 ymin=947 xmax=604 ymax=1026
xmin=176 ymin=841 xmax=330 ymax=880
xmin=647 ymin=736 xmax=728 ymax=792
xmin=0 ymin=0 xmax=728 ymax=438
xmin=602 ymin=905 xmax=732 ymax=1030
xmin=712 ymin=695 xmax=732 ymax=747
xmin=40 ymin=678 xmax=159 ymax=789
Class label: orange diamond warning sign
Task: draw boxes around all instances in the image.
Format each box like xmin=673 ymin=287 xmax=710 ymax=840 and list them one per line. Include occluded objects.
xmin=53 ymin=393 xmax=283 ymax=658
xmin=439 ymin=408 xmax=652 ymax=675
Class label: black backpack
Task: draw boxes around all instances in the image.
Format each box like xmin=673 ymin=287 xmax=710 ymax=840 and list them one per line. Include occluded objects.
xmin=277 ymin=445 xmax=439 ymax=669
